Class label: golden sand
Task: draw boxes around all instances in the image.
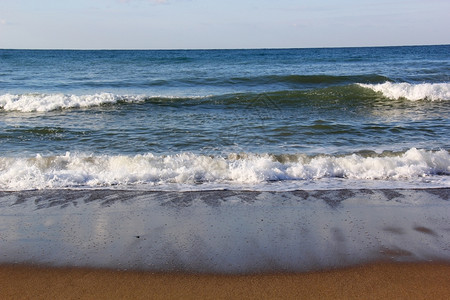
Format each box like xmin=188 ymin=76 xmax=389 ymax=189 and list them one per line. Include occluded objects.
xmin=1 ymin=263 xmax=449 ymax=300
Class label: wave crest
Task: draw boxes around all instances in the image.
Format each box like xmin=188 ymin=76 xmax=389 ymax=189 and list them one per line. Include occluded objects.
xmin=0 ymin=148 xmax=448 ymax=190
xmin=359 ymin=82 xmax=450 ymax=101
xmin=0 ymin=93 xmax=146 ymax=112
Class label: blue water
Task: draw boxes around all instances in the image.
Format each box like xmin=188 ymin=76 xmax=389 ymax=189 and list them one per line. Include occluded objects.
xmin=0 ymin=46 xmax=449 ymax=190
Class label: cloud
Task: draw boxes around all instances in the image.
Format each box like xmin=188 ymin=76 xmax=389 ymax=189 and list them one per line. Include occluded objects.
xmin=0 ymin=19 xmax=6 ymax=26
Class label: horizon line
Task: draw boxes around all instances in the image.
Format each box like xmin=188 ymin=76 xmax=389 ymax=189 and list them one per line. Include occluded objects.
xmin=1 ymin=43 xmax=449 ymax=51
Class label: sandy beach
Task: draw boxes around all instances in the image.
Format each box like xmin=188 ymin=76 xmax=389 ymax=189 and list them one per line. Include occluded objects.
xmin=1 ymin=25 xmax=449 ymax=300
xmin=1 ymin=262 xmax=450 ymax=299
xmin=1 ymin=188 xmax=449 ymax=299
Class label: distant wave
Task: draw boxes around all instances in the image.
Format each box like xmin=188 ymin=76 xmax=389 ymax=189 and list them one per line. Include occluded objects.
xmin=1 ymin=148 xmax=448 ymax=190
xmin=52 ymin=74 xmax=392 ymax=88
xmin=359 ymin=82 xmax=450 ymax=101
xmin=202 ymin=74 xmax=390 ymax=86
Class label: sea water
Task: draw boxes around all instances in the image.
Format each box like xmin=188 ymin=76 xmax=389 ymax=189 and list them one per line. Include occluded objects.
xmin=1 ymin=46 xmax=450 ymax=272
xmin=1 ymin=46 xmax=449 ymax=191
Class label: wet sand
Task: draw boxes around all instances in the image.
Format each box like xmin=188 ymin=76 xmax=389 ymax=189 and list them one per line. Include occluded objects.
xmin=1 ymin=262 xmax=450 ymax=299
xmin=1 ymin=188 xmax=449 ymax=273
xmin=0 ymin=188 xmax=449 ymax=299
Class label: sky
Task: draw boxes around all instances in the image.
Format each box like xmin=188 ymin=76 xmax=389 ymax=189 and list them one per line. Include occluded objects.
xmin=0 ymin=0 xmax=449 ymax=49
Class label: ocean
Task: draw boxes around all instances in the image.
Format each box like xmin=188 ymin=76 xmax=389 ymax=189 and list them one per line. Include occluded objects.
xmin=0 ymin=46 xmax=449 ymax=272
xmin=1 ymin=46 xmax=449 ymax=191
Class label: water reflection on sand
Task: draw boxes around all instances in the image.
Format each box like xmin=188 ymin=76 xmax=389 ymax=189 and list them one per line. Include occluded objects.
xmin=0 ymin=189 xmax=449 ymax=273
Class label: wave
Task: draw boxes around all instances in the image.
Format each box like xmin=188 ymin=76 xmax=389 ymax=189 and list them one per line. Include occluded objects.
xmin=358 ymin=82 xmax=450 ymax=101
xmin=0 ymin=92 xmax=216 ymax=112
xmin=90 ymin=74 xmax=387 ymax=88
xmin=204 ymin=74 xmax=390 ymax=86
xmin=1 ymin=82 xmax=448 ymax=112
xmin=0 ymin=148 xmax=448 ymax=191
xmin=0 ymin=93 xmax=148 ymax=112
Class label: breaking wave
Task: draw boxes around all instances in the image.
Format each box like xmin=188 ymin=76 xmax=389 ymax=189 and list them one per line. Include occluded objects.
xmin=359 ymin=82 xmax=450 ymax=101
xmin=0 ymin=148 xmax=448 ymax=191
xmin=0 ymin=93 xmax=146 ymax=112
xmin=1 ymin=82 xmax=448 ymax=113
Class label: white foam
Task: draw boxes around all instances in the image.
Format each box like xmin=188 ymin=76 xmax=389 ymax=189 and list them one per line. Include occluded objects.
xmin=358 ymin=82 xmax=450 ymax=101
xmin=0 ymin=93 xmax=214 ymax=112
xmin=0 ymin=148 xmax=448 ymax=191
xmin=0 ymin=93 xmax=147 ymax=112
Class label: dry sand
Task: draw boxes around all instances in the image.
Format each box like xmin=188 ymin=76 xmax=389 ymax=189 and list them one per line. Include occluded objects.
xmin=1 ymin=262 xmax=450 ymax=300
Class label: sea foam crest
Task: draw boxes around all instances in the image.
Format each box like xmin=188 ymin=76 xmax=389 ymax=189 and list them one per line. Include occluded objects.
xmin=0 ymin=93 xmax=145 ymax=112
xmin=359 ymin=82 xmax=450 ymax=101
xmin=0 ymin=148 xmax=448 ymax=190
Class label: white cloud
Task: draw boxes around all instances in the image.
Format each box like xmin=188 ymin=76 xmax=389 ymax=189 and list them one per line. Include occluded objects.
xmin=0 ymin=19 xmax=6 ymax=26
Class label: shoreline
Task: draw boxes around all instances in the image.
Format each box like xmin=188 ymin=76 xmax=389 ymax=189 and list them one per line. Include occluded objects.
xmin=1 ymin=188 xmax=449 ymax=273
xmin=1 ymin=262 xmax=450 ymax=299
